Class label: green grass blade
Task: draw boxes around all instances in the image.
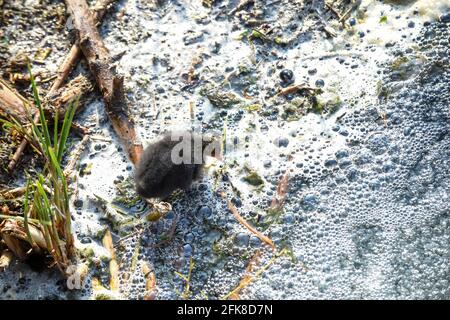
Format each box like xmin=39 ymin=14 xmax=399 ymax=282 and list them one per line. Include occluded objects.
xmin=53 ymin=108 xmax=59 ymax=154
xmin=27 ymin=63 xmax=41 ymax=109
xmin=35 ymin=176 xmax=52 ymax=222
xmin=48 ymin=146 xmax=69 ymax=212
xmin=57 ymin=99 xmax=78 ymax=162
xmin=57 ymin=101 xmax=73 ymax=161
xmin=27 ymin=63 xmax=52 ymax=150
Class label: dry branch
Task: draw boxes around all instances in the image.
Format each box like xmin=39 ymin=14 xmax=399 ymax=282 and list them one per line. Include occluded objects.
xmin=65 ymin=0 xmax=143 ymax=165
xmin=50 ymin=0 xmax=117 ymax=93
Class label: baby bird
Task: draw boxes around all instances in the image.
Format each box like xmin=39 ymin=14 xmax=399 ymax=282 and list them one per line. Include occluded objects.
xmin=134 ymin=130 xmax=218 ymax=199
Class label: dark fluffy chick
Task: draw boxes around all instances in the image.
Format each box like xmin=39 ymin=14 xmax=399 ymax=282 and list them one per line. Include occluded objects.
xmin=134 ymin=131 xmax=216 ymax=199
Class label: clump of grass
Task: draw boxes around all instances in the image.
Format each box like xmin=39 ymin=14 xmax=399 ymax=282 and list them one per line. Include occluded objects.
xmin=0 ymin=64 xmax=78 ymax=273
xmin=26 ymin=63 xmax=78 ymax=271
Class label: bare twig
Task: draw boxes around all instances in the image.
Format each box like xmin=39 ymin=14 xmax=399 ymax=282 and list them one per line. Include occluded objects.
xmin=325 ymin=2 xmax=343 ymax=21
xmin=65 ymin=0 xmax=143 ymax=165
xmin=277 ymin=83 xmax=315 ymax=96
xmin=221 ymin=192 xmax=275 ymax=249
xmin=227 ymin=250 xmax=261 ymax=300
xmin=222 ymin=248 xmax=289 ymax=300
